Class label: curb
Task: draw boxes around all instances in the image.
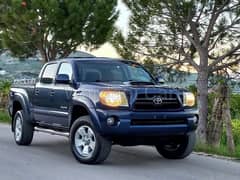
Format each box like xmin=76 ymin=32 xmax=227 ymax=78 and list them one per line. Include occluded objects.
xmin=0 ymin=122 xmax=9 ymax=124
xmin=0 ymin=122 xmax=10 ymax=126
xmin=194 ymin=151 xmax=240 ymax=161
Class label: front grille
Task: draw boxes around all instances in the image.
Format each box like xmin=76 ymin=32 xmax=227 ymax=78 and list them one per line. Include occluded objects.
xmin=133 ymin=93 xmax=182 ymax=111
xmin=131 ymin=119 xmax=187 ymax=126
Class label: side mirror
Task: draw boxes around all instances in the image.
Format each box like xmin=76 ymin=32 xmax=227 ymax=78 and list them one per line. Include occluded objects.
xmin=155 ymin=76 xmax=165 ymax=84
xmin=55 ymin=74 xmax=70 ymax=84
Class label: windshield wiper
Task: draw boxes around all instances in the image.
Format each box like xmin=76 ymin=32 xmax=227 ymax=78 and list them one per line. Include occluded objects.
xmin=95 ymin=80 xmax=122 ymax=83
xmin=94 ymin=80 xmax=155 ymax=85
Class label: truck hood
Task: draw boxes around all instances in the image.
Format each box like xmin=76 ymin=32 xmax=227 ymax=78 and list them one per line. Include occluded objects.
xmin=75 ymin=82 xmax=185 ymax=109
xmin=78 ymin=82 xmax=185 ymax=94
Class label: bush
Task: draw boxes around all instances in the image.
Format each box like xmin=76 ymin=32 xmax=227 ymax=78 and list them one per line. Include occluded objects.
xmin=0 ymin=110 xmax=10 ymax=123
xmin=0 ymin=80 xmax=11 ymax=109
xmin=207 ymin=91 xmax=240 ymax=146
xmin=221 ymin=119 xmax=240 ymax=146
xmin=230 ymin=94 xmax=240 ymax=119
xmin=208 ymin=92 xmax=240 ymax=120
xmin=0 ymin=80 xmax=11 ymax=94
xmin=197 ymin=119 xmax=240 ymax=158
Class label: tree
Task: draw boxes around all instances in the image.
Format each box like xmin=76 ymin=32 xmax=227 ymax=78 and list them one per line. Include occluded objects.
xmin=207 ymin=69 xmax=238 ymax=151
xmin=143 ymin=58 xmax=155 ymax=74
xmin=0 ymin=0 xmax=118 ymax=62
xmin=208 ymin=78 xmax=235 ymax=152
xmin=112 ymin=0 xmax=240 ymax=143
xmin=207 ymin=82 xmax=227 ymax=147
xmin=0 ymin=1 xmax=6 ymax=53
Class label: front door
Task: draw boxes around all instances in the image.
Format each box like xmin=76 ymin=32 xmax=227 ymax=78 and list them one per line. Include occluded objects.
xmin=51 ymin=62 xmax=74 ymax=127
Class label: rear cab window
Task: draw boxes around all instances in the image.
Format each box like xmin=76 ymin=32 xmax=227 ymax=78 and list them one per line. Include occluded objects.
xmin=40 ymin=63 xmax=58 ymax=83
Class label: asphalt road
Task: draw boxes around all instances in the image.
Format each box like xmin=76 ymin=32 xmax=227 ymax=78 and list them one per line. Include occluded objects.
xmin=0 ymin=124 xmax=240 ymax=180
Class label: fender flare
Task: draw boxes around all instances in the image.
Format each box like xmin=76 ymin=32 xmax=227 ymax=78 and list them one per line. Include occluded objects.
xmin=70 ymin=95 xmax=102 ymax=132
xmin=11 ymin=92 xmax=33 ymax=131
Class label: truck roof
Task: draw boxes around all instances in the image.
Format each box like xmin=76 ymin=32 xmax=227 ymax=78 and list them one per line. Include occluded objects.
xmin=49 ymin=57 xmax=138 ymax=64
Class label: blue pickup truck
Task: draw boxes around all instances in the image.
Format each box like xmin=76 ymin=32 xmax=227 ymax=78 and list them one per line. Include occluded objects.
xmin=8 ymin=57 xmax=198 ymax=164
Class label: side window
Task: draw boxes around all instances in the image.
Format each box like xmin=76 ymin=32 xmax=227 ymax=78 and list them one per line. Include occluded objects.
xmin=41 ymin=63 xmax=58 ymax=83
xmin=58 ymin=63 xmax=73 ymax=80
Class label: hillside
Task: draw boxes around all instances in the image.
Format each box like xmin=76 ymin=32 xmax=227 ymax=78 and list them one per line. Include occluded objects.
xmin=0 ymin=51 xmax=239 ymax=93
xmin=0 ymin=52 xmax=42 ymax=80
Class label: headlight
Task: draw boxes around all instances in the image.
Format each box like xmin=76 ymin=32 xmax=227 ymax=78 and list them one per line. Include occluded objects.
xmin=99 ymin=90 xmax=128 ymax=107
xmin=183 ymin=92 xmax=195 ymax=107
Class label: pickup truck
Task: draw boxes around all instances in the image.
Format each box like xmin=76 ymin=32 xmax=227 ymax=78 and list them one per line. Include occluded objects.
xmin=8 ymin=57 xmax=198 ymax=164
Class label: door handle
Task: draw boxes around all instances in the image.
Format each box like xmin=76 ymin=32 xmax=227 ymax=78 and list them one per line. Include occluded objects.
xmin=35 ymin=89 xmax=40 ymax=95
xmin=50 ymin=90 xmax=55 ymax=96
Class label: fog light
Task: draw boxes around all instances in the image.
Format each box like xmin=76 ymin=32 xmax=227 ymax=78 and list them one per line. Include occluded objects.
xmin=107 ymin=117 xmax=118 ymax=126
xmin=189 ymin=116 xmax=198 ymax=124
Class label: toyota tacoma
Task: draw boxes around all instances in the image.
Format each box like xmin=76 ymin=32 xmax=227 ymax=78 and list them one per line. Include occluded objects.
xmin=8 ymin=57 xmax=198 ymax=164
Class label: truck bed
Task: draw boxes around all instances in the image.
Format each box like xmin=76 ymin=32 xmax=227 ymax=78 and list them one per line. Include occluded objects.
xmin=11 ymin=79 xmax=36 ymax=104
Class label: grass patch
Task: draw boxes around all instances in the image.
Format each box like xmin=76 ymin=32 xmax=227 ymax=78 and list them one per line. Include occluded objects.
xmin=194 ymin=119 xmax=240 ymax=159
xmin=0 ymin=110 xmax=11 ymax=123
xmin=194 ymin=143 xmax=240 ymax=159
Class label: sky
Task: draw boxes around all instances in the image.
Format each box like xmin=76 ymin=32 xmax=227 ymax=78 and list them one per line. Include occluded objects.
xmin=115 ymin=0 xmax=131 ymax=38
xmin=80 ymin=0 xmax=131 ymax=58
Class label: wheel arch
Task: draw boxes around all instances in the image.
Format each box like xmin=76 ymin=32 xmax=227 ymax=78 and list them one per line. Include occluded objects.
xmin=11 ymin=94 xmax=32 ymax=131
xmin=70 ymin=97 xmax=102 ymax=132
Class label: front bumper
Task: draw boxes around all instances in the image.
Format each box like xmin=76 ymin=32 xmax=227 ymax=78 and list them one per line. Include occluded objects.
xmin=96 ymin=109 xmax=198 ymax=136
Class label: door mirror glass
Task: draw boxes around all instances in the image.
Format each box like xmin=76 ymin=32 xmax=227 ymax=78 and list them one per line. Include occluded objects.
xmin=55 ymin=74 xmax=70 ymax=84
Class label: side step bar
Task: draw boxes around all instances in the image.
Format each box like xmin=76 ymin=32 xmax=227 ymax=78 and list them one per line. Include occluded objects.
xmin=35 ymin=127 xmax=69 ymax=138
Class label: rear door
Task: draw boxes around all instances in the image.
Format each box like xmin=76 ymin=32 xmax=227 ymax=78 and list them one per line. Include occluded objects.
xmin=33 ymin=63 xmax=58 ymax=124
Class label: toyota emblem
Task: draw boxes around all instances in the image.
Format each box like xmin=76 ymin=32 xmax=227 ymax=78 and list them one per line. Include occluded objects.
xmin=153 ymin=96 xmax=163 ymax=105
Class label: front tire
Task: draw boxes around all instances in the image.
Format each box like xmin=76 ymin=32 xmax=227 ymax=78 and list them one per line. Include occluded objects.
xmin=13 ymin=110 xmax=34 ymax=145
xmin=70 ymin=116 xmax=112 ymax=164
xmin=155 ymin=132 xmax=196 ymax=159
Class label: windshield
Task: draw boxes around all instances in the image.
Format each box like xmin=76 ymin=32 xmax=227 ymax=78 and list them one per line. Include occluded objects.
xmin=75 ymin=61 xmax=155 ymax=84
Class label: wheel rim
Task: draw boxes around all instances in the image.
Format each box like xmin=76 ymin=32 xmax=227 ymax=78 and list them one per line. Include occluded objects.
xmin=15 ymin=115 xmax=22 ymax=142
xmin=74 ymin=125 xmax=96 ymax=158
